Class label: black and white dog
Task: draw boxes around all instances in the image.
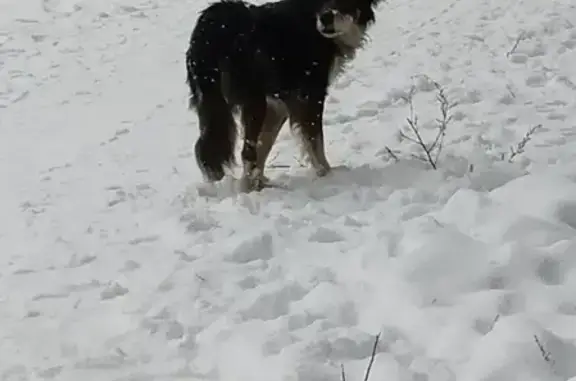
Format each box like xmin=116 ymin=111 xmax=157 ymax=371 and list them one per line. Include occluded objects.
xmin=185 ymin=0 xmax=382 ymax=192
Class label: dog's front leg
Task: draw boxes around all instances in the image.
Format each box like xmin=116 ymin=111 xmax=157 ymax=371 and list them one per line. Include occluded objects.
xmin=239 ymin=98 xmax=267 ymax=192
xmin=288 ymin=94 xmax=332 ymax=177
xmin=255 ymin=98 xmax=289 ymax=184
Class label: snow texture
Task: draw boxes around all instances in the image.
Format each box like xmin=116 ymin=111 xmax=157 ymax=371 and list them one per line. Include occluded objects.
xmin=2 ymin=0 xmax=576 ymax=380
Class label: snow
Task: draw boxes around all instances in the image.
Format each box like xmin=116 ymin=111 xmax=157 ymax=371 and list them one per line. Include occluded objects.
xmin=2 ymin=0 xmax=576 ymax=379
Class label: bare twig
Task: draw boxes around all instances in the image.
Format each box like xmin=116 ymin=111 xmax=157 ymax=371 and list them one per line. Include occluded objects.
xmin=398 ymin=80 xmax=456 ymax=169
xmin=410 ymin=153 xmax=428 ymax=163
xmin=266 ymin=151 xmax=280 ymax=166
xmin=430 ymin=81 xmax=457 ymax=164
xmin=399 ymin=133 xmax=422 ymax=145
xmin=293 ymin=154 xmax=309 ymax=167
xmin=384 ymin=146 xmax=399 ymax=162
xmin=508 ymin=124 xmax=542 ymax=162
xmin=506 ymin=84 xmax=516 ymax=98
xmin=363 ymin=333 xmax=381 ymax=381
xmin=268 ymin=164 xmax=290 ymax=168
xmin=488 ymin=314 xmax=500 ymax=332
xmin=400 ymin=86 xmax=439 ymax=169
xmin=507 ymin=32 xmax=526 ymax=57
xmin=534 ymin=335 xmax=554 ymax=364
xmin=266 ymin=151 xmax=304 ymax=169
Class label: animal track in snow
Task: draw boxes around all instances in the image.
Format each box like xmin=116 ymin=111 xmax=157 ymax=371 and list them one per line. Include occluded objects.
xmin=547 ymin=111 xmax=567 ymax=120
xmin=226 ymin=231 xmax=274 ymax=263
xmin=556 ymin=200 xmax=576 ymax=229
xmin=308 ymin=226 xmax=345 ymax=243
xmin=235 ymin=282 xmax=308 ymax=321
xmin=100 ymin=282 xmax=129 ymax=300
xmin=525 ymin=72 xmax=549 ymax=87
xmin=535 ymin=257 xmax=564 ymax=285
xmin=291 ymin=283 xmax=358 ymax=327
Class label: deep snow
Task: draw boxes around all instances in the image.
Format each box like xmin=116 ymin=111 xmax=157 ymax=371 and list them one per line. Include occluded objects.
xmin=2 ymin=0 xmax=576 ymax=380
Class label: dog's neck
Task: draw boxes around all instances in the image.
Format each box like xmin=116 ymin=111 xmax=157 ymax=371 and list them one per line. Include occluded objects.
xmin=327 ymin=25 xmax=366 ymax=85
xmin=333 ymin=24 xmax=366 ymax=57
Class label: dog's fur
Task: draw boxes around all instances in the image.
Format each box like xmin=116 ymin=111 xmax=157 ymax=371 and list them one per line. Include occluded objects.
xmin=185 ymin=0 xmax=382 ymax=191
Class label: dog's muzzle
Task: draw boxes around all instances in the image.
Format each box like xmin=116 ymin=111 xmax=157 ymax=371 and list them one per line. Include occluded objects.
xmin=316 ymin=10 xmax=341 ymax=37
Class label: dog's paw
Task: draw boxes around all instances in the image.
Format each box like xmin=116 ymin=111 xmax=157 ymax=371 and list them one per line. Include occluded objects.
xmin=259 ymin=173 xmax=272 ymax=185
xmin=315 ymin=165 xmax=332 ymax=177
xmin=239 ymin=167 xmax=270 ymax=193
xmin=239 ymin=176 xmax=263 ymax=193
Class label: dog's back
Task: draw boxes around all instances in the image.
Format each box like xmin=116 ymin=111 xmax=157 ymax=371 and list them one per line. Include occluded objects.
xmin=185 ymin=0 xmax=255 ymax=109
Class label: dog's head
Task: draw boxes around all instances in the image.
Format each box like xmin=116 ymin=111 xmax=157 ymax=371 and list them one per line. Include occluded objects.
xmin=316 ymin=0 xmax=381 ymax=44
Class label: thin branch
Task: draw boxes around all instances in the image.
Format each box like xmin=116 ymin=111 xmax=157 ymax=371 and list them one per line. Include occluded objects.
xmin=401 ymin=86 xmax=438 ymax=169
xmin=486 ymin=314 xmax=500 ymax=332
xmin=508 ymin=124 xmax=542 ymax=162
xmin=506 ymin=32 xmax=526 ymax=57
xmin=384 ymin=146 xmax=399 ymax=162
xmin=363 ymin=333 xmax=381 ymax=381
xmin=533 ymin=335 xmax=553 ymax=364
xmin=266 ymin=151 xmax=280 ymax=166
xmin=429 ymin=81 xmax=456 ymax=164
xmin=398 ymin=130 xmax=422 ymax=145
xmin=267 ymin=164 xmax=291 ymax=168
xmin=391 ymin=78 xmax=456 ymax=168
xmin=506 ymin=84 xmax=516 ymax=98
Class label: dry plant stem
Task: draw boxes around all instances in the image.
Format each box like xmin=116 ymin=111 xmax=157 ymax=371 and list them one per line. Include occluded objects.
xmin=400 ymin=87 xmax=439 ymax=169
xmin=385 ymin=146 xmax=399 ymax=162
xmin=266 ymin=151 xmax=280 ymax=167
xmin=489 ymin=314 xmax=500 ymax=331
xmin=506 ymin=84 xmax=516 ymax=98
xmin=507 ymin=32 xmax=526 ymax=57
xmin=363 ymin=333 xmax=381 ymax=381
xmin=268 ymin=164 xmax=291 ymax=168
xmin=430 ymin=82 xmax=453 ymax=163
xmin=267 ymin=152 xmax=306 ymax=169
xmin=533 ymin=335 xmax=554 ymax=364
xmin=508 ymin=124 xmax=542 ymax=162
xmin=340 ymin=364 xmax=346 ymax=381
xmin=400 ymin=81 xmax=455 ymax=170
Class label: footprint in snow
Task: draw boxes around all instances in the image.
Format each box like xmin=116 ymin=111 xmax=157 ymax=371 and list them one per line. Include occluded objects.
xmin=525 ymin=72 xmax=548 ymax=88
xmin=561 ymin=32 xmax=576 ymax=51
xmin=67 ymin=253 xmax=96 ymax=268
xmin=558 ymin=301 xmax=576 ymax=315
xmin=226 ymin=231 xmax=274 ymax=264
xmin=555 ymin=201 xmax=576 ymax=229
xmin=100 ymin=282 xmax=129 ymax=300
xmin=547 ymin=111 xmax=567 ymax=121
xmin=37 ymin=366 xmax=63 ymax=379
xmin=236 ymin=283 xmax=308 ymax=321
xmin=308 ymin=226 xmax=345 ymax=243
xmin=508 ymin=53 xmax=529 ymax=64
xmin=121 ymin=259 xmax=141 ymax=272
xmin=536 ymin=257 xmax=564 ymax=285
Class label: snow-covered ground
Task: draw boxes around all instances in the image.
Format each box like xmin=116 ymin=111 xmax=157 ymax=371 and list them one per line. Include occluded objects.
xmin=3 ymin=0 xmax=576 ymax=379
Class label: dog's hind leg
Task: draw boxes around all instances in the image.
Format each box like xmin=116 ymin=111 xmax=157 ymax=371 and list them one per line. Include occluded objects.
xmin=255 ymin=98 xmax=288 ymax=184
xmin=287 ymin=96 xmax=332 ymax=177
xmin=239 ymin=96 xmax=268 ymax=192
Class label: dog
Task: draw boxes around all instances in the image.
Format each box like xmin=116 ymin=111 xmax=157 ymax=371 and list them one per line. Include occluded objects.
xmin=185 ymin=0 xmax=382 ymax=192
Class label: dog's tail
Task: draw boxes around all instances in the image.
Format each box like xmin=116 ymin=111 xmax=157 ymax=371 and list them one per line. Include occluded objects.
xmin=186 ymin=1 xmax=255 ymax=182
